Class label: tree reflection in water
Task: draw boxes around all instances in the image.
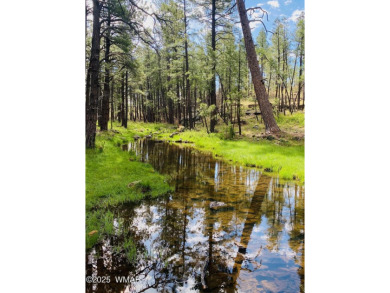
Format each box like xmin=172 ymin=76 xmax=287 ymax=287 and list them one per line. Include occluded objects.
xmin=86 ymin=140 xmax=304 ymax=293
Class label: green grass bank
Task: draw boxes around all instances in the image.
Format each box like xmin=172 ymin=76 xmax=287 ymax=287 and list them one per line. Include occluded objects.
xmin=160 ymin=131 xmax=304 ymax=181
xmin=117 ymin=113 xmax=304 ymax=182
xmin=86 ymin=129 xmax=172 ymax=250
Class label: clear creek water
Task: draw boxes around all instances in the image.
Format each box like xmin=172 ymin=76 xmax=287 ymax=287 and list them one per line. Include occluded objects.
xmin=86 ymin=139 xmax=304 ymax=293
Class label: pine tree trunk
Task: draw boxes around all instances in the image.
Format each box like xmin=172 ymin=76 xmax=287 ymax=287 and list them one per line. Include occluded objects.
xmin=177 ymin=77 xmax=181 ymax=124
xmin=290 ymin=51 xmax=298 ymax=113
xmin=228 ymin=68 xmax=232 ymax=123
xmin=209 ymin=0 xmax=217 ymax=132
xmin=121 ymin=73 xmax=125 ymax=126
xmin=110 ymin=78 xmax=114 ymax=129
xmin=267 ymin=68 xmax=272 ymax=95
xmin=86 ymin=0 xmax=102 ymax=148
xmin=297 ymin=38 xmax=303 ymax=109
xmin=237 ymin=44 xmax=242 ymax=135
xmin=277 ymin=27 xmax=281 ymax=113
xmin=194 ymin=84 xmax=197 ymax=121
xmin=100 ymin=15 xmax=111 ymax=131
xmin=117 ymin=86 xmax=121 ymax=123
xmin=86 ymin=67 xmax=91 ymax=112
xmin=166 ymin=57 xmax=174 ymax=124
xmin=236 ymin=0 xmax=280 ymax=133
xmin=134 ymin=94 xmax=138 ymax=121
xmin=124 ymin=71 xmax=128 ymax=128
xmin=282 ymin=44 xmax=286 ymax=115
xmin=184 ymin=0 xmax=192 ymax=129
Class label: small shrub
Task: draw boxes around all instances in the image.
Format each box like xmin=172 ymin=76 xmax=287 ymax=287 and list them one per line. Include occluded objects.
xmin=219 ymin=123 xmax=235 ymax=140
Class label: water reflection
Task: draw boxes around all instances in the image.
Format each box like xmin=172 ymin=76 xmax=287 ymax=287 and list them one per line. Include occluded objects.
xmin=86 ymin=140 xmax=304 ymax=292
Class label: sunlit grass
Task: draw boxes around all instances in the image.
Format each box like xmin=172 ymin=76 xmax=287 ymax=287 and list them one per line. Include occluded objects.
xmin=117 ymin=117 xmax=304 ymax=181
xmin=276 ymin=111 xmax=305 ymax=128
xmin=157 ymin=130 xmax=304 ymax=181
xmin=107 ymin=115 xmax=304 ymax=181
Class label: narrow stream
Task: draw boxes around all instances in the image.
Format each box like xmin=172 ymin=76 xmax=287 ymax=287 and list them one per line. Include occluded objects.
xmin=86 ymin=140 xmax=304 ymax=293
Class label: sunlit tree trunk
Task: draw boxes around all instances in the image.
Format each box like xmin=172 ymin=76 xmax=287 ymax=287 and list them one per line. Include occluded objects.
xmin=184 ymin=0 xmax=192 ymax=129
xmin=276 ymin=27 xmax=282 ymax=112
xmin=297 ymin=38 xmax=304 ymax=109
xmin=210 ymin=0 xmax=217 ymax=132
xmin=236 ymin=0 xmax=280 ymax=133
xmin=237 ymin=44 xmax=242 ymax=135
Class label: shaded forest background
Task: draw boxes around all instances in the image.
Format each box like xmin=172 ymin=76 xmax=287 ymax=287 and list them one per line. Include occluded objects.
xmin=85 ymin=0 xmax=304 ymax=148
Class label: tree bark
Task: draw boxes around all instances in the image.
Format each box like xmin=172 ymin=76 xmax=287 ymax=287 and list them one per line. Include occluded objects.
xmin=166 ymin=56 xmax=174 ymax=124
xmin=184 ymin=0 xmax=192 ymax=129
xmin=86 ymin=67 xmax=91 ymax=112
xmin=110 ymin=78 xmax=114 ymax=129
xmin=124 ymin=71 xmax=128 ymax=128
xmin=100 ymin=14 xmax=111 ymax=131
xmin=121 ymin=73 xmax=125 ymax=126
xmin=176 ymin=76 xmax=181 ymax=124
xmin=209 ymin=0 xmax=217 ymax=132
xmin=86 ymin=0 xmax=102 ymax=148
xmin=237 ymin=44 xmax=242 ymax=135
xmin=267 ymin=68 xmax=272 ymax=95
xmin=297 ymin=36 xmax=304 ymax=109
xmin=236 ymin=0 xmax=280 ymax=134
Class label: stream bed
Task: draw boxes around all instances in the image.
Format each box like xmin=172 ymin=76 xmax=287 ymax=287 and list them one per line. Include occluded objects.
xmin=86 ymin=139 xmax=304 ymax=293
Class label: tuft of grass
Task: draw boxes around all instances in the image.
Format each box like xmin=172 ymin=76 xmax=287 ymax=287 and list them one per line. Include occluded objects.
xmin=103 ymin=211 xmax=114 ymax=236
